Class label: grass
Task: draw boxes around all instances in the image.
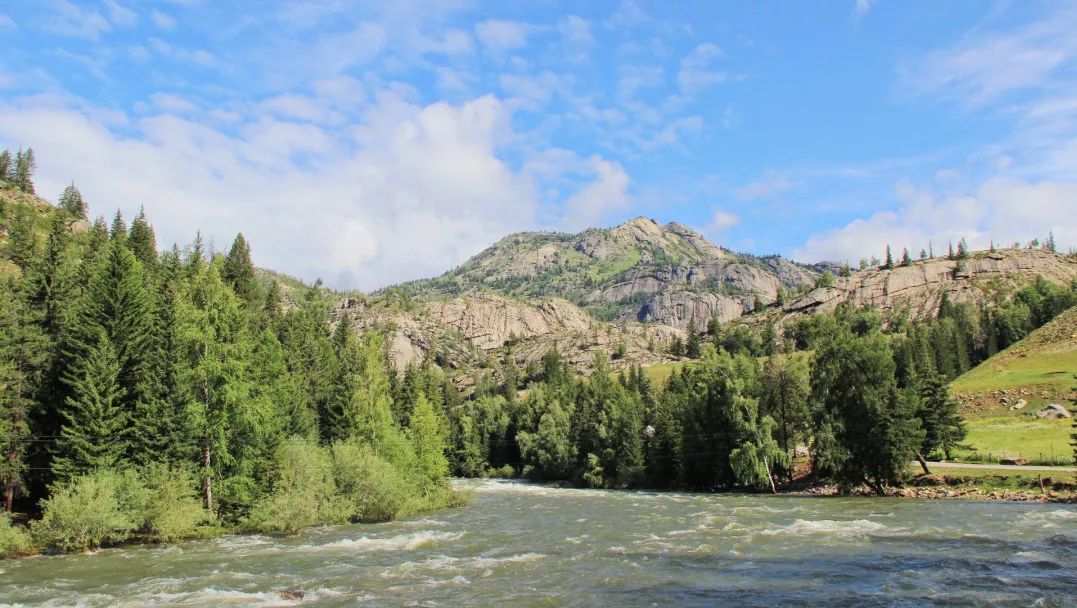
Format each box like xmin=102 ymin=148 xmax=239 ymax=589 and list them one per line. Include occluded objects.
xmin=953 ymin=413 xmax=1073 ymax=466
xmin=950 ymin=305 xmax=1077 ymax=396
xmin=908 ymin=465 xmax=1076 ymax=494
xmin=639 ymin=361 xmax=692 ymax=387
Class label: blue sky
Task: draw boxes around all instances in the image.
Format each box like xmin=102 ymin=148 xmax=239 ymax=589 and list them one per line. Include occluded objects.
xmin=1 ymin=1 xmax=1075 ymax=289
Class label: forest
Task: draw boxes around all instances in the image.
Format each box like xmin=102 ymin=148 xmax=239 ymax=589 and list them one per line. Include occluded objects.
xmin=2 ymin=148 xmax=1075 ymax=557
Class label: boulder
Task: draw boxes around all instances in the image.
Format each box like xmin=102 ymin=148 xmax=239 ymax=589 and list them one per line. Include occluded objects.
xmin=1038 ymin=403 xmax=1072 ymax=419
xmin=1010 ymin=399 xmax=1028 ymax=410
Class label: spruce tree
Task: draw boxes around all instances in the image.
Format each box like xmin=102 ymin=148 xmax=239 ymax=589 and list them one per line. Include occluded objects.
xmin=58 ymin=183 xmax=87 ymax=219
xmin=63 ymin=238 xmax=153 ymax=432
xmin=0 ymin=150 xmax=11 ymax=182
xmin=13 ymin=148 xmax=35 ymax=194
xmin=222 ymin=234 xmax=257 ymax=304
xmin=685 ymin=315 xmax=701 ymax=358
xmin=53 ymin=331 xmax=128 ymax=482
xmin=901 ymin=248 xmax=911 ymax=266
xmin=0 ymin=279 xmax=47 ymax=511
xmin=109 ymin=210 xmax=127 ymax=242
xmin=884 ymin=245 xmax=894 ymax=269
xmin=6 ymin=204 xmax=39 ymax=270
xmin=127 ymin=207 xmax=158 ymax=272
xmin=916 ymin=372 xmax=967 ymax=468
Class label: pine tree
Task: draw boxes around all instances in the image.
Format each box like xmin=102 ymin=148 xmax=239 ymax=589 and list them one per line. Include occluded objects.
xmin=222 ymin=234 xmax=257 ymax=304
xmin=109 ymin=210 xmax=127 ymax=242
xmin=63 ymin=238 xmax=153 ymax=435
xmin=187 ymin=231 xmax=206 ymax=277
xmin=0 ymin=150 xmax=11 ymax=182
xmin=884 ymin=245 xmax=894 ymax=269
xmin=915 ymin=372 xmax=967 ymax=469
xmin=901 ymin=248 xmax=911 ymax=266
xmin=957 ymin=237 xmax=969 ymax=259
xmin=127 ymin=207 xmax=158 ymax=272
xmin=57 ymin=183 xmax=87 ymax=219
xmin=13 ymin=148 xmax=35 ymax=194
xmin=947 ymin=242 xmax=955 ymax=260
xmin=1045 ymin=231 xmax=1056 ymax=253
xmin=130 ymin=251 xmax=192 ymax=466
xmin=0 ymin=279 xmax=47 ymax=512
xmin=52 ymin=331 xmax=128 ymax=482
xmin=6 ymin=204 xmax=39 ymax=270
xmin=685 ymin=315 xmax=701 ymax=359
xmin=920 ymin=248 xmax=927 ymax=260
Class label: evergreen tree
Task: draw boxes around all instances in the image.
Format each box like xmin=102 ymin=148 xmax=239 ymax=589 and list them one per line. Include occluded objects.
xmin=729 ymin=396 xmax=787 ymax=492
xmin=109 ymin=210 xmax=127 ymax=242
xmin=915 ymin=372 xmax=967 ymax=469
xmin=6 ymin=204 xmax=39 ymax=270
xmin=901 ymin=248 xmax=911 ymax=266
xmin=884 ymin=245 xmax=894 ymax=269
xmin=408 ymin=392 xmax=449 ymax=487
xmin=1045 ymin=231 xmax=1056 ymax=253
xmin=811 ymin=330 xmax=924 ymax=494
xmin=0 ymin=150 xmax=11 ymax=182
xmin=63 ymin=238 xmax=152 ymax=423
xmin=53 ymin=332 xmax=128 ymax=482
xmin=58 ymin=183 xmax=87 ymax=219
xmin=685 ymin=316 xmax=701 ymax=359
xmin=222 ymin=233 xmax=257 ymax=304
xmin=957 ymin=237 xmax=969 ymax=259
xmin=127 ymin=207 xmax=158 ymax=272
xmin=176 ymin=262 xmax=254 ymax=512
xmin=947 ymin=242 xmax=955 ymax=260
xmin=759 ymin=354 xmax=810 ymax=478
xmin=13 ymin=148 xmax=35 ymax=194
xmin=0 ymin=279 xmax=47 ymax=511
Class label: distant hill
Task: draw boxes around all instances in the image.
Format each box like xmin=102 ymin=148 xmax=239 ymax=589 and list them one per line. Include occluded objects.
xmin=951 ymin=304 xmax=1077 ymax=410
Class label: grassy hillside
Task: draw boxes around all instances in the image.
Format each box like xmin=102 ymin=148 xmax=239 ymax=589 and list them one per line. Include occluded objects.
xmin=950 ymin=305 xmax=1076 ymax=466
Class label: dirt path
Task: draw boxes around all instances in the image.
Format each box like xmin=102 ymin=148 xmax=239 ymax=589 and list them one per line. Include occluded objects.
xmin=923 ymin=461 xmax=1076 ymax=473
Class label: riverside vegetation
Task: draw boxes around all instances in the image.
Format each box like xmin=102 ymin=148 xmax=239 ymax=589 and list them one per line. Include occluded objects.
xmin=1 ymin=148 xmax=1075 ymax=559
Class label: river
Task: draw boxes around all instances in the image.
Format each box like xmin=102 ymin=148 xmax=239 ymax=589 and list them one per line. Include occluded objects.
xmin=2 ymin=479 xmax=1075 ymax=607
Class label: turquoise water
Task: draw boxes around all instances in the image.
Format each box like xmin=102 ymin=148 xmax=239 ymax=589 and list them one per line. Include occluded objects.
xmin=2 ymin=479 xmax=1075 ymax=607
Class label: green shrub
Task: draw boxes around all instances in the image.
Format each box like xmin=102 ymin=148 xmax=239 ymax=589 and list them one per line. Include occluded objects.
xmin=0 ymin=513 xmax=34 ymax=557
xmin=32 ymin=470 xmax=141 ymax=552
xmin=247 ymin=440 xmax=344 ymax=534
xmin=140 ymin=464 xmax=207 ymax=542
xmin=331 ymin=440 xmax=413 ymax=522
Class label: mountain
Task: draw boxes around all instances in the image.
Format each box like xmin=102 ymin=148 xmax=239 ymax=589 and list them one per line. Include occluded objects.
xmin=393 ymin=216 xmax=818 ymax=327
xmin=345 ymin=217 xmax=1077 ymax=385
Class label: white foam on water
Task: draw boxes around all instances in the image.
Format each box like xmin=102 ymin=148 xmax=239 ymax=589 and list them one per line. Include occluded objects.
xmin=1014 ymin=509 xmax=1077 ymax=529
xmin=304 ymin=530 xmax=464 ymax=552
xmin=759 ymin=518 xmax=888 ymax=537
xmin=140 ymin=587 xmax=304 ymax=607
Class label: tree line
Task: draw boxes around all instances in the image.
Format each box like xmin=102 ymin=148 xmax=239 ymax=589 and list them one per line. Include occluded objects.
xmin=442 ymin=278 xmax=1076 ymax=494
xmin=1 ymin=177 xmax=458 ymax=555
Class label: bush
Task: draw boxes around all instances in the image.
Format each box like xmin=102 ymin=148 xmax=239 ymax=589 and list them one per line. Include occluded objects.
xmin=331 ymin=440 xmax=414 ymax=522
xmin=32 ymin=470 xmax=141 ymax=552
xmin=247 ymin=440 xmax=344 ymax=534
xmin=140 ymin=464 xmax=207 ymax=542
xmin=1 ymin=513 xmax=34 ymax=557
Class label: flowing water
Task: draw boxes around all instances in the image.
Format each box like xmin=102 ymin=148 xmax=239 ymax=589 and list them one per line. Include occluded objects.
xmin=2 ymin=479 xmax=1076 ymax=607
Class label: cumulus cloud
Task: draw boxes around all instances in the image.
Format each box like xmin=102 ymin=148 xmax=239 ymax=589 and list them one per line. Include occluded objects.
xmin=707 ymin=210 xmax=740 ymax=232
xmin=0 ymin=91 xmax=640 ymax=290
xmin=793 ymin=176 xmax=1076 ymax=263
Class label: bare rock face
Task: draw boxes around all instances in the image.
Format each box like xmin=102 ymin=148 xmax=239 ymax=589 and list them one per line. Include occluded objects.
xmin=426 ymin=295 xmax=592 ymax=351
xmin=783 ymin=250 xmax=1077 ymax=321
xmin=634 ymin=290 xmax=752 ymax=330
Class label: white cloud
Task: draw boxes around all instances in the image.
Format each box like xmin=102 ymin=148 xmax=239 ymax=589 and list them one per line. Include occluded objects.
xmin=150 ymin=10 xmax=177 ymax=30
xmin=45 ymin=0 xmax=111 ymax=40
xmin=561 ymin=157 xmax=630 ymax=229
xmin=104 ymin=0 xmax=137 ymax=27
xmin=677 ymin=43 xmax=726 ymax=92
xmin=901 ymin=7 xmax=1077 ymax=104
xmin=0 ymin=91 xmax=634 ymax=290
xmin=474 ymin=20 xmax=528 ymax=52
xmin=150 ymin=93 xmax=197 ymax=113
xmin=617 ymin=64 xmax=664 ymax=99
xmin=707 ymin=210 xmax=740 ymax=232
xmin=793 ymin=176 xmax=1077 ymax=263
xmin=559 ymin=15 xmax=594 ymax=62
xmin=854 ymin=0 xmax=874 ymax=19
